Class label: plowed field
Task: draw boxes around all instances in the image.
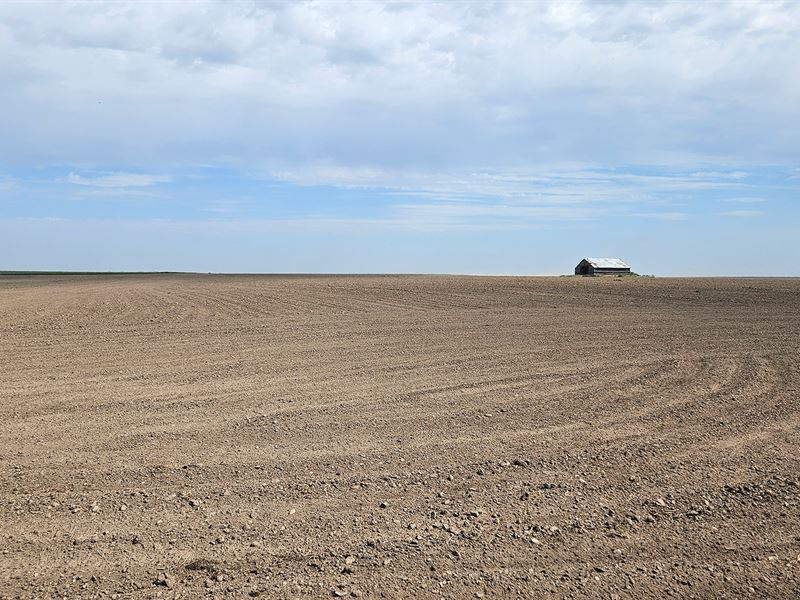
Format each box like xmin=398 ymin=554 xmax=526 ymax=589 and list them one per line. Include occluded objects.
xmin=1 ymin=275 xmax=798 ymax=599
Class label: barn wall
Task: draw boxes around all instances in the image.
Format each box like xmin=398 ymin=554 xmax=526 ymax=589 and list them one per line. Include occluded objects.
xmin=592 ymin=268 xmax=631 ymax=276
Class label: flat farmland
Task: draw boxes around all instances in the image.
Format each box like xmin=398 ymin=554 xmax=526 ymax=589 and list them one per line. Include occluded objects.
xmin=1 ymin=275 xmax=798 ymax=599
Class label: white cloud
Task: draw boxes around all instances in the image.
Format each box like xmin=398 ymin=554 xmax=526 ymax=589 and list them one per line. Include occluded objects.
xmin=0 ymin=175 xmax=17 ymax=192
xmin=0 ymin=0 xmax=798 ymax=177
xmin=392 ymin=201 xmax=605 ymax=223
xmin=718 ymin=209 xmax=765 ymax=217
xmin=633 ymin=212 xmax=689 ymax=221
xmin=268 ymin=163 xmax=787 ymax=230
xmin=720 ymin=197 xmax=768 ymax=203
xmin=690 ymin=171 xmax=749 ymax=180
xmin=64 ymin=172 xmax=172 ymax=187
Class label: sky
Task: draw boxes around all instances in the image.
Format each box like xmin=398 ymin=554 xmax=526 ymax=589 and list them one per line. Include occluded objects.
xmin=1 ymin=1 xmax=799 ymax=275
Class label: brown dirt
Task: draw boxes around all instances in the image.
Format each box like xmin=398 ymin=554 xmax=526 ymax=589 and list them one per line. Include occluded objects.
xmin=1 ymin=274 xmax=799 ymax=599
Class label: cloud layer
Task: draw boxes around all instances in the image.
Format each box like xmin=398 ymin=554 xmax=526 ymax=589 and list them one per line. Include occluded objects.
xmin=2 ymin=0 xmax=799 ymax=182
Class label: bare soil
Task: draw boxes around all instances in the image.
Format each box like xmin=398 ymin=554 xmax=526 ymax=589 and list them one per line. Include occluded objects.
xmin=1 ymin=275 xmax=798 ymax=599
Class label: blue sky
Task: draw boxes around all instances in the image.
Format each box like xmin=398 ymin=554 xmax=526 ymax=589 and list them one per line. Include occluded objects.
xmin=1 ymin=1 xmax=799 ymax=275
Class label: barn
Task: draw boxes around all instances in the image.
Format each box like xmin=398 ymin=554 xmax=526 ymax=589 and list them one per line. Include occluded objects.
xmin=575 ymin=257 xmax=631 ymax=276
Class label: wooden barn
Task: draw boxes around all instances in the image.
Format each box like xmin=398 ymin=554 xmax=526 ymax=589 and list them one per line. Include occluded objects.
xmin=575 ymin=257 xmax=631 ymax=276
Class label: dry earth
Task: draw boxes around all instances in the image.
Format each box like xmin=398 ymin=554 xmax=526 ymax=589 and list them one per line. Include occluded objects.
xmin=1 ymin=274 xmax=799 ymax=599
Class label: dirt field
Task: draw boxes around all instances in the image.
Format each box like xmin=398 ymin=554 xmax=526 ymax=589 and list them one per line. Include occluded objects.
xmin=1 ymin=274 xmax=798 ymax=599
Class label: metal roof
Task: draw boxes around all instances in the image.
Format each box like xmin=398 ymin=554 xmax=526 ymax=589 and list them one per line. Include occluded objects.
xmin=583 ymin=257 xmax=630 ymax=269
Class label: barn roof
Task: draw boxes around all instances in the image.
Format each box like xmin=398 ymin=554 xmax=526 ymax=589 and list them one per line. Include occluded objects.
xmin=583 ymin=257 xmax=630 ymax=269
